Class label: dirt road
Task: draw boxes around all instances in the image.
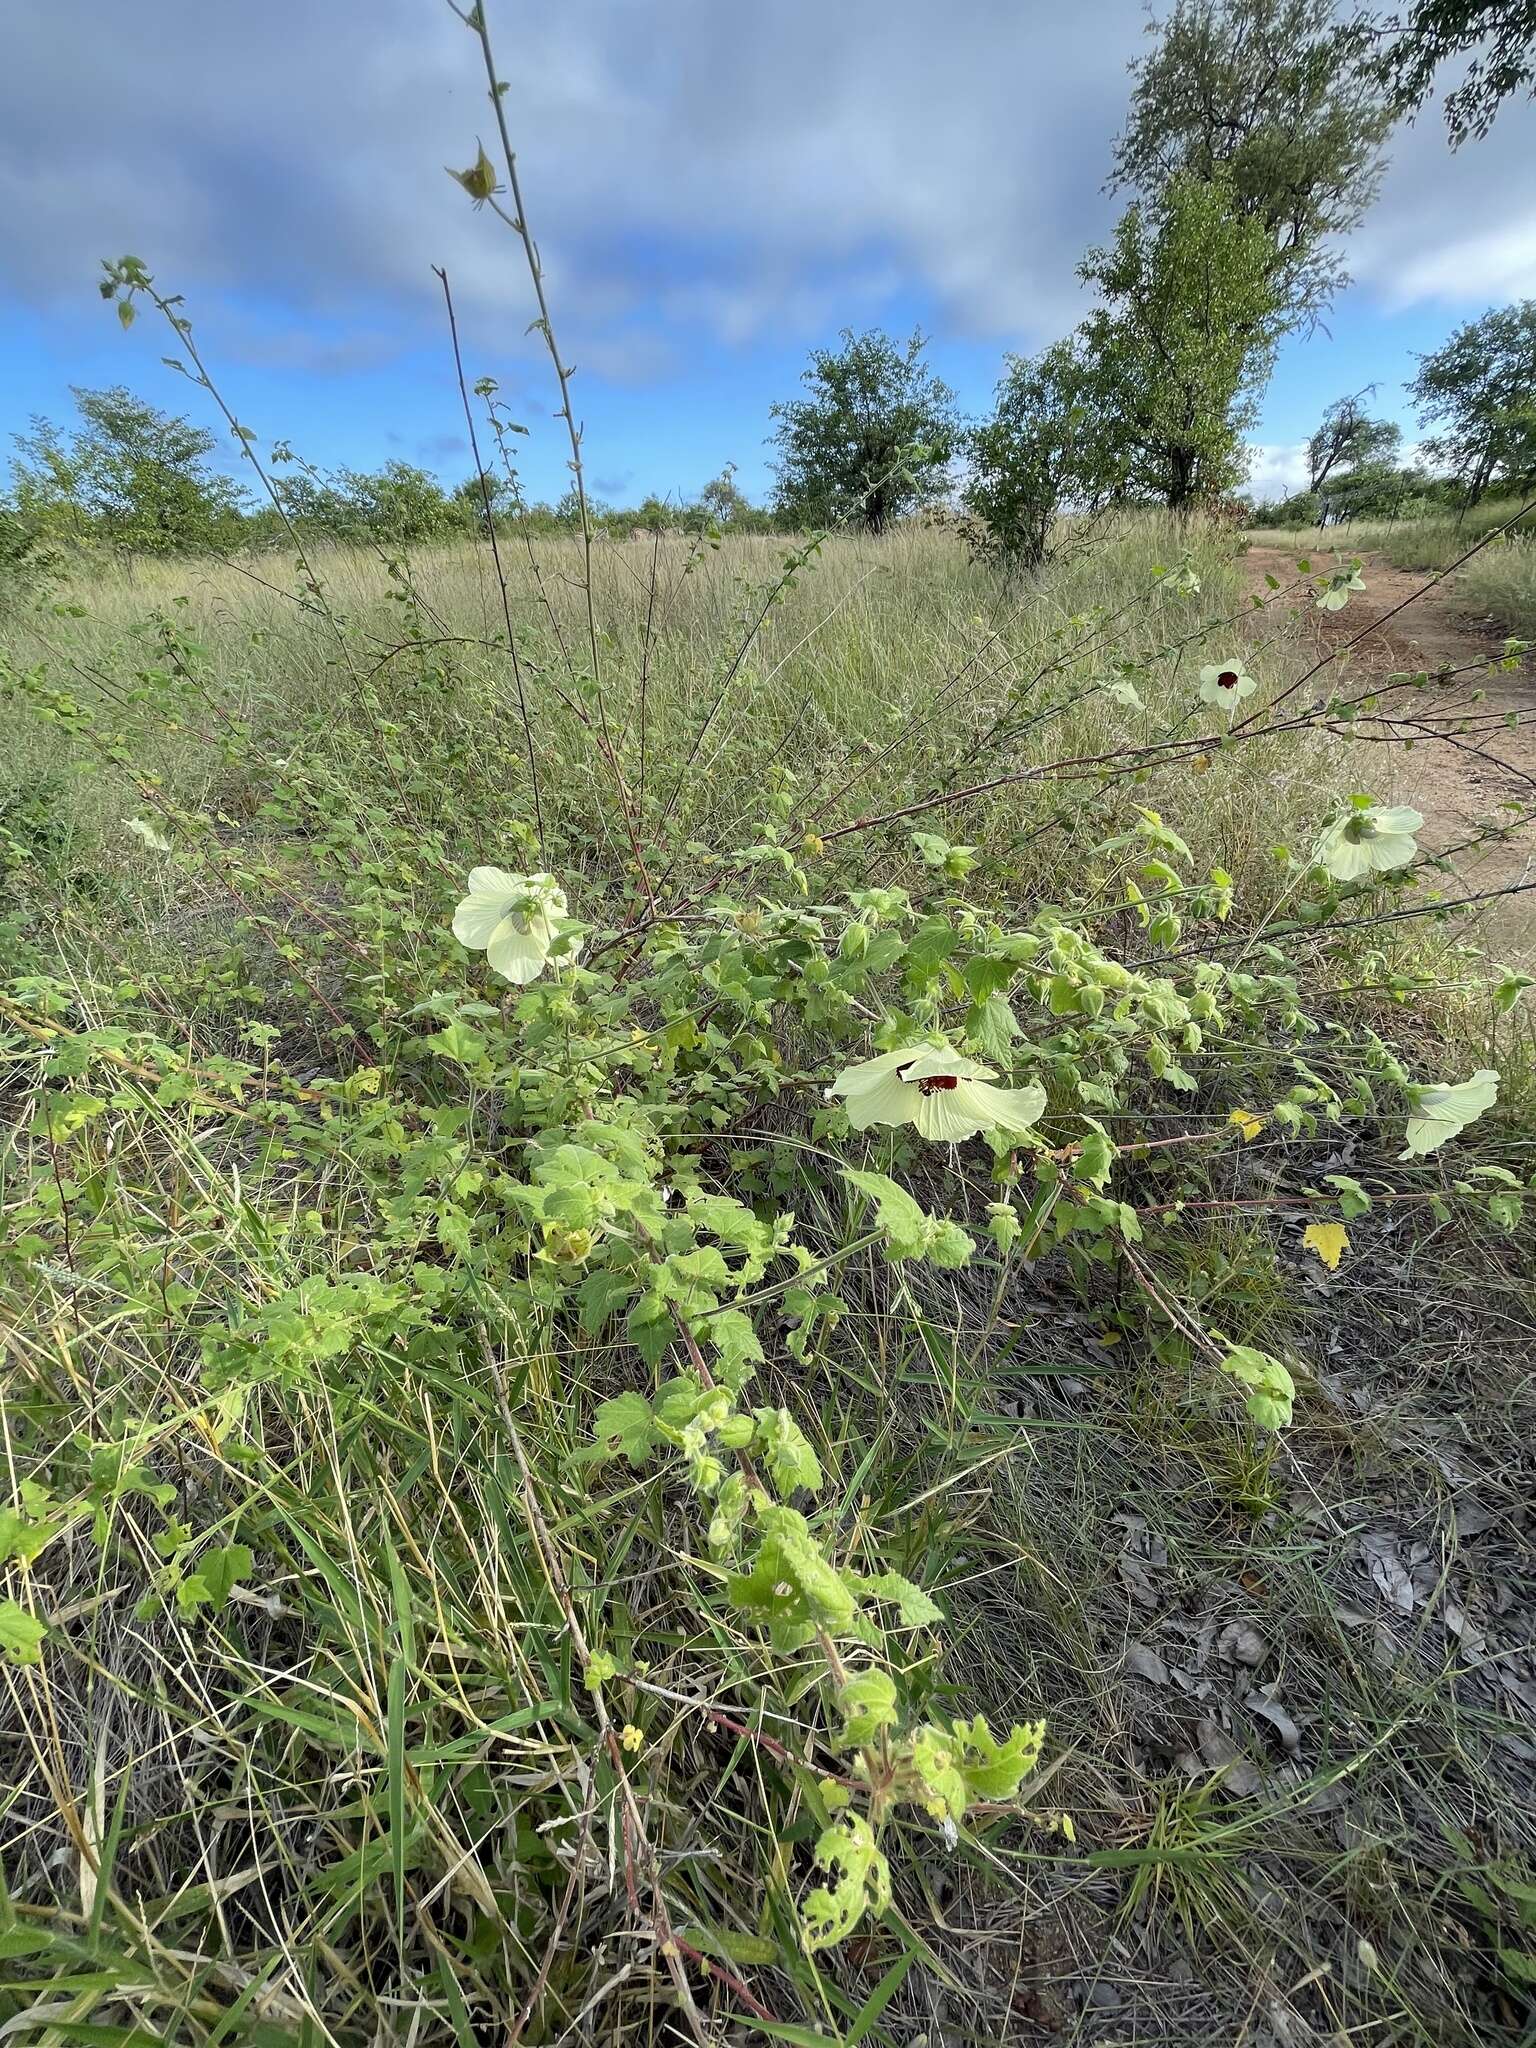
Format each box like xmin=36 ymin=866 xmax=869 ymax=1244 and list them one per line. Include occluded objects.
xmin=1244 ymin=543 xmax=1536 ymax=957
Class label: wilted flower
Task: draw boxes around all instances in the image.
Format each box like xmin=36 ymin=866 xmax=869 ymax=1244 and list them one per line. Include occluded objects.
xmin=452 ymin=866 xmax=579 ymax=984
xmin=125 ymin=818 xmax=171 ymax=853
xmin=1400 ymin=1068 xmax=1498 ymax=1158
xmin=447 ymin=142 xmax=499 ymax=206
xmin=1315 ymin=803 xmax=1422 ymax=881
xmin=829 ymin=1044 xmax=1046 ymax=1143
xmin=1198 ymin=661 xmax=1257 ymax=710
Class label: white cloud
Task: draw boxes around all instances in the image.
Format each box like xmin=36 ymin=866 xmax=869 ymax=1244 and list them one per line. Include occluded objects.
xmin=4 ymin=0 xmax=1534 ymax=441
xmin=1351 ymin=95 xmax=1536 ymax=309
xmin=1244 ymin=442 xmax=1311 ymax=501
xmin=1381 ymin=215 xmax=1536 ymax=307
xmin=0 ymin=0 xmax=1135 ymax=372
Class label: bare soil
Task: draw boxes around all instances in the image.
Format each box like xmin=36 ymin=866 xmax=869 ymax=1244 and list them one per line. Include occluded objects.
xmin=1244 ymin=544 xmax=1536 ymax=958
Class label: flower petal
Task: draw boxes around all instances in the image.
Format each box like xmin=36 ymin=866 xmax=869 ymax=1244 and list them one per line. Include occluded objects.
xmin=466 ymin=864 xmax=521 ymax=899
xmin=844 ymin=1070 xmax=921 ymax=1130
xmin=1318 ymin=830 xmax=1374 ymax=881
xmin=485 ymin=917 xmax=550 ymax=983
xmin=454 ymin=891 xmax=515 ymax=948
xmin=1400 ymin=1068 xmax=1498 ymax=1158
xmin=966 ymin=1080 xmax=1047 ymax=1135
xmin=1369 ymin=833 xmax=1416 ymax=873
xmin=829 ymin=1047 xmax=922 ymax=1100
xmin=915 ymin=1087 xmax=992 ymax=1142
xmin=1369 ymin=807 xmax=1424 ymax=835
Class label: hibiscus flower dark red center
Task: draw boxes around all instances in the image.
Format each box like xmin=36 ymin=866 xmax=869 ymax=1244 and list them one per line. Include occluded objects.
xmin=918 ymin=1075 xmax=959 ymax=1095
xmin=1217 ymin=669 xmax=1239 ymax=689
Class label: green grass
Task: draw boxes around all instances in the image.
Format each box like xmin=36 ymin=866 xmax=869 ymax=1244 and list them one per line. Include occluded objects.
xmin=3 ymin=517 xmax=1534 ymax=2045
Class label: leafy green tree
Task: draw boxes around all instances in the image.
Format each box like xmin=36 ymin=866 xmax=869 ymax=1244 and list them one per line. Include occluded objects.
xmin=1372 ymin=0 xmax=1536 ymax=142
xmin=270 ymin=468 xmax=362 ymax=539
xmin=1324 ymin=459 xmax=1418 ymax=521
xmin=1246 ymin=486 xmax=1323 ymax=525
xmin=1079 ymin=178 xmax=1282 ymax=513
xmin=770 ymin=329 xmax=960 ymax=534
xmin=451 ymin=469 xmax=514 ymax=538
xmin=629 ymin=495 xmax=679 ymax=533
xmin=1409 ymin=301 xmax=1536 ymax=504
xmin=1110 ymin=0 xmax=1395 ymax=324
xmin=333 ymin=463 xmax=455 ymax=545
xmin=962 ymin=338 xmax=1114 ymax=569
xmin=9 ymin=387 xmax=247 ymax=554
xmin=1308 ymin=392 xmax=1403 ymax=490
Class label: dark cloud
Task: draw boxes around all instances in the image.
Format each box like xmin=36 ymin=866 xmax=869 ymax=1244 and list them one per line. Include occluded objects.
xmin=0 ymin=0 xmax=1137 ymax=365
xmin=2 ymin=0 xmax=1531 ymax=398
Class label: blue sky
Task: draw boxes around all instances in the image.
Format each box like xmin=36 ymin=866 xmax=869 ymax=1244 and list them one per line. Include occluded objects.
xmin=3 ymin=1 xmax=1534 ymax=510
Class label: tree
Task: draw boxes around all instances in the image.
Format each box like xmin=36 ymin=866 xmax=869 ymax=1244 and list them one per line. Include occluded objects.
xmin=1409 ymin=302 xmax=1536 ymax=504
xmin=452 ymin=469 xmax=515 ymax=538
xmin=1372 ymin=0 xmax=1536 ymax=143
xmin=962 ymin=338 xmax=1114 ymax=569
xmin=770 ymin=329 xmax=960 ymax=533
xmin=1110 ymin=0 xmax=1396 ymax=325
xmin=1307 ymin=392 xmax=1404 ymax=490
xmin=698 ymin=463 xmax=751 ymax=527
xmin=9 ymin=386 xmax=247 ymax=554
xmin=1079 ymin=177 xmax=1282 ymax=513
xmin=334 ymin=463 xmax=455 ymax=545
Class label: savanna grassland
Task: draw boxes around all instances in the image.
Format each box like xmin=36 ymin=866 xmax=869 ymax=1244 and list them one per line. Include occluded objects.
xmin=4 ymin=502 xmax=1536 ymax=2048
xmin=4 ymin=0 xmax=1536 ymax=2035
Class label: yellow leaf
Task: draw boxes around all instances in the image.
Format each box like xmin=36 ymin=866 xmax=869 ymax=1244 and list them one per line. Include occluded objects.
xmin=1303 ymin=1221 xmax=1349 ymax=1271
xmin=1229 ymin=1108 xmax=1265 ymax=1143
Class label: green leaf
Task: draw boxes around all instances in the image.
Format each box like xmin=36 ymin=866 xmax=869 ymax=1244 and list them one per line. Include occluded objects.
xmin=0 ymin=1599 xmax=47 ymax=1665
xmin=962 ymin=955 xmax=1014 ymax=1001
xmin=904 ymin=916 xmax=958 ymax=984
xmin=422 ymin=1020 xmax=487 ymax=1064
xmin=575 ymin=1266 xmax=635 ymax=1335
xmin=0 ymin=1502 xmax=57 ymax=1567
xmin=862 ymin=1570 xmax=944 ymax=1628
xmin=924 ymin=1218 xmax=976 ymax=1268
xmin=1322 ymin=1172 xmax=1371 ymax=1218
xmin=836 ymin=1667 xmax=899 ymax=1745
xmin=680 ymin=1923 xmax=781 ymax=1968
xmin=966 ymin=992 xmax=1021 ymax=1062
xmin=1493 ymin=966 xmax=1534 ymax=1015
xmin=841 ymin=1168 xmax=930 ymax=1260
xmin=1487 ymin=1190 xmax=1523 ymax=1233
xmin=592 ymin=1391 xmax=657 ymax=1465
xmin=986 ymin=1201 xmax=1021 ymax=1254
xmin=1219 ymin=1344 xmax=1295 ymax=1429
xmin=704 ymin=1307 xmax=764 ymax=1386
xmin=800 ymin=1812 xmax=891 ymax=1953
xmin=752 ymin=1407 xmax=823 ymax=1498
xmin=1075 ymin=1125 xmax=1117 ymax=1190
xmin=176 ymin=1542 xmax=253 ymax=1616
xmin=951 ymin=1713 xmax=1046 ymax=1801
xmin=727 ymin=1506 xmax=858 ymax=1644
